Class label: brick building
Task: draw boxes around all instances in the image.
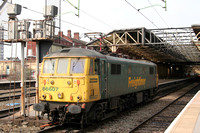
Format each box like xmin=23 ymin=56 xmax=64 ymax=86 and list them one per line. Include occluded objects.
xmin=0 ymin=58 xmax=21 ymax=80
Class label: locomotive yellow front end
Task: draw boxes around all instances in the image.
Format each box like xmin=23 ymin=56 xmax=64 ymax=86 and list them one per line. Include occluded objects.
xmin=39 ymin=57 xmax=100 ymax=103
xmin=34 ymin=56 xmax=101 ymax=123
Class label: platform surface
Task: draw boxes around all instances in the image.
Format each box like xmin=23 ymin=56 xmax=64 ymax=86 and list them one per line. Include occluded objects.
xmin=165 ymin=90 xmax=200 ymax=133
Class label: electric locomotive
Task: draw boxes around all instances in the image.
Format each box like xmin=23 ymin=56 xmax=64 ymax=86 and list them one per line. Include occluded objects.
xmin=34 ymin=48 xmax=158 ymax=126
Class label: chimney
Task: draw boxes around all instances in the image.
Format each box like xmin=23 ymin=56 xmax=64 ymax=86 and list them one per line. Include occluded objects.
xmin=74 ymin=32 xmax=79 ymax=40
xmin=67 ymin=30 xmax=71 ymax=38
xmin=58 ymin=31 xmax=63 ymax=37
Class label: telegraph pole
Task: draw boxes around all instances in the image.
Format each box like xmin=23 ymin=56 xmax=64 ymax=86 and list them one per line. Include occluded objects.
xmin=35 ymin=41 xmax=39 ymax=104
xmin=21 ymin=42 xmax=25 ymax=116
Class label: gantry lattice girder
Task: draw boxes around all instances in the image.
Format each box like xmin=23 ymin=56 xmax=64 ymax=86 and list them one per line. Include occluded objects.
xmin=86 ymin=27 xmax=200 ymax=63
xmin=151 ymin=27 xmax=200 ymax=62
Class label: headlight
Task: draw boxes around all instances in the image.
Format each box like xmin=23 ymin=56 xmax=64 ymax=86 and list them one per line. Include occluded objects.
xmin=58 ymin=93 xmax=63 ymax=99
xmin=67 ymin=81 xmax=71 ymax=86
xmin=50 ymin=80 xmax=54 ymax=85
xmin=42 ymin=94 xmax=46 ymax=99
xmin=77 ymin=95 xmax=82 ymax=100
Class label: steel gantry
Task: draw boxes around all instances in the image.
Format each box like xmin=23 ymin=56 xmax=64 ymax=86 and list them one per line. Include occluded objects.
xmin=86 ymin=26 xmax=200 ymax=64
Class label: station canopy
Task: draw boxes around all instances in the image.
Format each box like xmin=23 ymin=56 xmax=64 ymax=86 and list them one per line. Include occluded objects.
xmin=86 ymin=26 xmax=200 ymax=65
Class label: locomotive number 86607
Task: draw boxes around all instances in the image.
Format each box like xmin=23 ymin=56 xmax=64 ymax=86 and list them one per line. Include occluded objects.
xmin=33 ymin=48 xmax=158 ymax=127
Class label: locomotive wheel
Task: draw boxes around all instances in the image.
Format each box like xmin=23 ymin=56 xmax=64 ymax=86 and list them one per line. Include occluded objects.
xmin=49 ymin=111 xmax=59 ymax=122
xmin=143 ymin=90 xmax=150 ymax=102
xmin=80 ymin=114 xmax=85 ymax=128
xmin=118 ymin=99 xmax=123 ymax=113
xmin=94 ymin=105 xmax=103 ymax=122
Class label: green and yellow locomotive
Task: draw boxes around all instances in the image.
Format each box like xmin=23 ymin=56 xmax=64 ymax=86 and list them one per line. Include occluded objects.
xmin=34 ymin=48 xmax=158 ymax=126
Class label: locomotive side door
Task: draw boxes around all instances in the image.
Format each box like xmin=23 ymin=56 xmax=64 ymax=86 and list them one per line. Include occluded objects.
xmin=96 ymin=59 xmax=108 ymax=99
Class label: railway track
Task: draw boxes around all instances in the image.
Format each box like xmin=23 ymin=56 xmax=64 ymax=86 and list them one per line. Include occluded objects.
xmin=0 ymin=88 xmax=35 ymax=96
xmin=0 ymin=92 xmax=36 ymax=102
xmin=0 ymin=88 xmax=36 ymax=118
xmin=129 ymin=82 xmax=200 ymax=133
xmin=152 ymin=80 xmax=193 ymax=103
xmin=0 ymin=104 xmax=33 ymax=119
xmin=0 ymin=88 xmax=36 ymax=102
xmin=38 ymin=124 xmax=61 ymax=133
xmin=38 ymin=123 xmax=83 ymax=133
xmin=0 ymin=80 xmax=35 ymax=90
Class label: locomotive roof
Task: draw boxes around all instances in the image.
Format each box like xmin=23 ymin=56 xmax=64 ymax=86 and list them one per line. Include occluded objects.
xmin=106 ymin=55 xmax=156 ymax=66
xmin=45 ymin=48 xmax=156 ymax=66
xmin=44 ymin=48 xmax=106 ymax=58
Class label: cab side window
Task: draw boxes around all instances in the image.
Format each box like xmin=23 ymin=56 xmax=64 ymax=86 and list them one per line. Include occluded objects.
xmin=101 ymin=60 xmax=106 ymax=75
xmin=95 ymin=59 xmax=100 ymax=75
xmin=89 ymin=59 xmax=94 ymax=75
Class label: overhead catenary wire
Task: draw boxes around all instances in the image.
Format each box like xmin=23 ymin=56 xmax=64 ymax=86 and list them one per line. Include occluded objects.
xmin=80 ymin=10 xmax=115 ymax=30
xmin=146 ymin=1 xmax=180 ymax=44
xmin=62 ymin=0 xmax=115 ymax=30
xmin=58 ymin=19 xmax=94 ymax=32
xmin=146 ymin=1 xmax=180 ymax=46
xmin=22 ymin=6 xmax=43 ymax=15
xmin=24 ymin=5 xmax=94 ymax=32
xmin=148 ymin=0 xmax=170 ymax=28
xmin=125 ymin=0 xmax=159 ymax=29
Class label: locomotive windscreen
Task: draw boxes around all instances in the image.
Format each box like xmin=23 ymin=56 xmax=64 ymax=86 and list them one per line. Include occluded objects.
xmin=42 ymin=57 xmax=86 ymax=74
xmin=43 ymin=59 xmax=56 ymax=74
xmin=70 ymin=58 xmax=85 ymax=74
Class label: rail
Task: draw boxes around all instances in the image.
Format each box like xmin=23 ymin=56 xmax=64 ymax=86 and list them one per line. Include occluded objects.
xmin=0 ymin=80 xmax=36 ymax=89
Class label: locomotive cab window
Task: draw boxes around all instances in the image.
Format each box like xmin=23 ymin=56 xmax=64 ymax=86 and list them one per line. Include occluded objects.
xmin=70 ymin=58 xmax=85 ymax=74
xmin=95 ymin=59 xmax=100 ymax=75
xmin=57 ymin=58 xmax=69 ymax=74
xmin=43 ymin=59 xmax=56 ymax=74
xmin=101 ymin=60 xmax=106 ymax=75
xmin=111 ymin=64 xmax=121 ymax=75
xmin=89 ymin=59 xmax=94 ymax=75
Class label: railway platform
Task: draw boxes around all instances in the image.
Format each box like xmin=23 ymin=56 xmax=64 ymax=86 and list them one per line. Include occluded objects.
xmin=165 ymin=90 xmax=200 ymax=133
xmin=158 ymin=79 xmax=183 ymax=84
